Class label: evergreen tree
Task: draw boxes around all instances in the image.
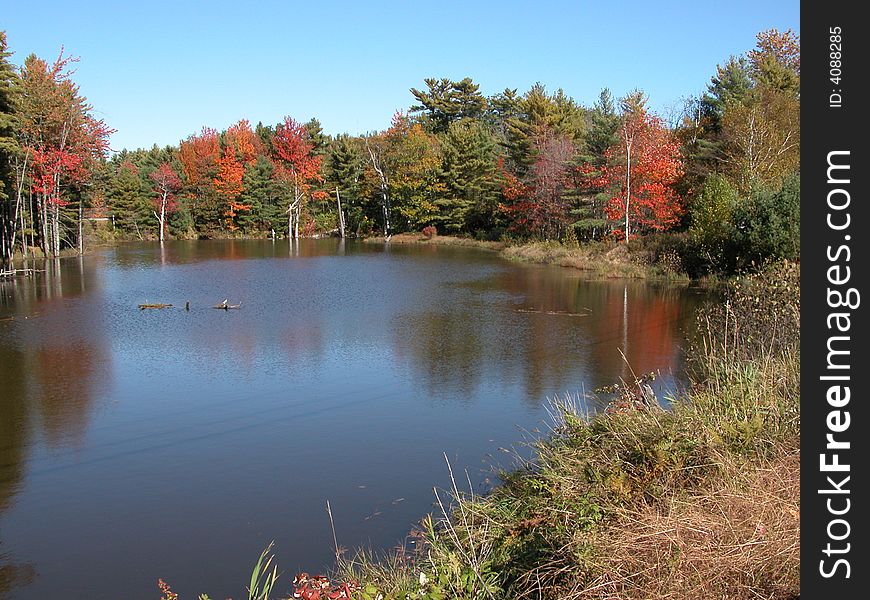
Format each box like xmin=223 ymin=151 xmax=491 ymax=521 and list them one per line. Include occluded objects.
xmin=567 ymin=90 xmax=619 ymax=240
xmin=238 ymin=154 xmax=279 ymax=234
xmin=733 ymin=174 xmax=800 ymax=268
xmin=701 ymin=57 xmax=753 ymax=131
xmin=585 ymin=89 xmax=620 ymax=160
xmin=326 ymin=135 xmax=365 ymax=235
xmin=108 ymin=159 xmax=152 ymax=238
xmin=410 ymin=77 xmax=487 ymax=133
xmin=437 ymin=120 xmax=500 ymax=233
xmin=0 ymin=31 xmax=21 ymax=263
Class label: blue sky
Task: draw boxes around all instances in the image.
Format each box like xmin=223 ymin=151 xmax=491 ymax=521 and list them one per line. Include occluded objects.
xmin=4 ymin=0 xmax=799 ymax=152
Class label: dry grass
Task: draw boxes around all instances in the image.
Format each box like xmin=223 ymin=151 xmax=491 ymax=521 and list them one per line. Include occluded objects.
xmin=363 ymin=233 xmax=505 ymax=250
xmin=502 ymin=241 xmax=687 ymax=280
xmin=583 ymin=450 xmax=800 ymax=600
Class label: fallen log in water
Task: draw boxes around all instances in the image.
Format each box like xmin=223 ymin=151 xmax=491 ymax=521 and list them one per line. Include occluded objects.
xmin=515 ymin=308 xmax=589 ymax=317
xmin=138 ymin=303 xmax=173 ymax=310
xmin=213 ymin=299 xmax=241 ymax=309
xmin=1 ymin=268 xmax=45 ymax=278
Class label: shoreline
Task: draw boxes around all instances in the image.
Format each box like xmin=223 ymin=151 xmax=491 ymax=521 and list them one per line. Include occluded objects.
xmin=3 ymin=234 xmax=707 ymax=285
xmin=364 ymin=233 xmax=693 ymax=281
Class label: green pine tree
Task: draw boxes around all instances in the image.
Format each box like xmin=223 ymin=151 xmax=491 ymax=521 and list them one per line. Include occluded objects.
xmin=437 ymin=120 xmax=500 ymax=233
xmin=1 ymin=31 xmax=21 ymax=263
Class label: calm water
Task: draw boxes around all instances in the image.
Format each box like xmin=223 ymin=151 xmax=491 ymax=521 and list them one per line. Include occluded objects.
xmin=0 ymin=240 xmax=709 ymax=599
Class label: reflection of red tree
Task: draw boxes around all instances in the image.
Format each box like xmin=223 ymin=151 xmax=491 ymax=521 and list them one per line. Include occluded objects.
xmin=35 ymin=343 xmax=103 ymax=449
xmin=284 ymin=325 xmax=324 ymax=363
xmin=594 ymin=285 xmax=683 ymax=378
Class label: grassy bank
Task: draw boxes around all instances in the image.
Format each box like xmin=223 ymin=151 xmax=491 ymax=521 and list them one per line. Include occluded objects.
xmin=501 ymin=240 xmax=689 ymax=280
xmin=363 ymin=232 xmax=506 ymax=251
xmin=364 ymin=234 xmax=691 ymax=281
xmin=325 ymin=262 xmax=799 ymax=600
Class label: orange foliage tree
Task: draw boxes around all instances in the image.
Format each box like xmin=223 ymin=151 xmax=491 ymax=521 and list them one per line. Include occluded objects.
xmin=214 ymin=145 xmax=247 ymax=230
xmin=178 ymin=127 xmax=220 ymax=230
xmin=602 ymin=104 xmax=684 ymax=241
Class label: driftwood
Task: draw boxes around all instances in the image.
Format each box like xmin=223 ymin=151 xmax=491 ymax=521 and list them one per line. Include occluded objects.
xmin=138 ymin=303 xmax=173 ymax=310
xmin=1 ymin=268 xmax=45 ymax=278
xmin=213 ymin=299 xmax=241 ymax=309
xmin=515 ymin=308 xmax=589 ymax=317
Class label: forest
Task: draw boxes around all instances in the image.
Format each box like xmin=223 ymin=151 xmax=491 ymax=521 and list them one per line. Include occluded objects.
xmin=0 ymin=29 xmax=799 ymax=276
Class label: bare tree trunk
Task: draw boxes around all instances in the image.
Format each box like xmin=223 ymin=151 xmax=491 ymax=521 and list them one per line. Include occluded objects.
xmin=160 ymin=192 xmax=167 ymax=242
xmin=8 ymin=151 xmax=30 ymax=263
xmin=624 ymin=141 xmax=632 ymax=243
xmin=19 ymin=199 xmax=28 ymax=260
xmin=365 ymin=139 xmax=390 ymax=237
xmin=78 ymin=200 xmax=84 ymax=255
xmin=294 ymin=204 xmax=300 ymax=239
xmin=39 ymin=195 xmax=47 ymax=257
xmin=53 ymin=202 xmax=60 ymax=256
xmin=153 ymin=190 xmax=168 ymax=242
xmin=336 ymin=187 xmax=345 ymax=238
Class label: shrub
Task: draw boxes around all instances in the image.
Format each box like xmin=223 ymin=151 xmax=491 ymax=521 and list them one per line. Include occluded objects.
xmin=689 ymin=174 xmax=741 ymax=274
xmin=422 ymin=225 xmax=437 ymax=239
xmin=732 ymin=175 xmax=800 ymax=269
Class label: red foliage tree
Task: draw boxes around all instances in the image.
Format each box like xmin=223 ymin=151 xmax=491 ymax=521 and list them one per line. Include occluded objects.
xmin=272 ymin=117 xmax=323 ymax=238
xmin=150 ymin=163 xmax=181 ymax=242
xmin=602 ymin=109 xmax=684 ymax=240
xmin=497 ymin=130 xmax=575 ymax=240
xmin=18 ymin=49 xmax=113 ymax=256
xmin=527 ymin=130 xmax=574 ymax=239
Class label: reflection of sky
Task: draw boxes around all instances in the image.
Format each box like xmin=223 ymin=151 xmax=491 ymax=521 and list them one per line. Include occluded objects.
xmin=0 ymin=240 xmax=709 ymax=600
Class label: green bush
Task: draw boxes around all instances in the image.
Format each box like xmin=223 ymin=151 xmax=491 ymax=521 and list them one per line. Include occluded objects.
xmin=732 ymin=174 xmax=800 ymax=269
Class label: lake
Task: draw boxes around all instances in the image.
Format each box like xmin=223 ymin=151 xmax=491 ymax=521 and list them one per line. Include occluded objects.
xmin=0 ymin=239 xmax=710 ymax=599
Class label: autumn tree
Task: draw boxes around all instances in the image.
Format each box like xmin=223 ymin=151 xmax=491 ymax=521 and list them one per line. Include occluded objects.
xmin=224 ymin=119 xmax=261 ymax=164
xmin=150 ymin=162 xmax=181 ymax=242
xmin=16 ymin=50 xmax=112 ymax=257
xmin=383 ymin=114 xmax=442 ymax=231
xmin=528 ymin=129 xmax=574 ymax=239
xmin=719 ymin=30 xmax=800 ymax=193
xmin=720 ymin=88 xmax=799 ymax=193
xmin=178 ymin=127 xmax=220 ymax=233
xmin=603 ymin=93 xmax=684 ymax=241
xmin=748 ymin=28 xmax=800 ymax=95
xmin=214 ymin=145 xmax=246 ymax=230
xmin=271 ymin=116 xmax=323 ymax=239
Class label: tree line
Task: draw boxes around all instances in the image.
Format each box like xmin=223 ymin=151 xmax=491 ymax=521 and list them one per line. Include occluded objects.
xmin=0 ymin=29 xmax=799 ymax=275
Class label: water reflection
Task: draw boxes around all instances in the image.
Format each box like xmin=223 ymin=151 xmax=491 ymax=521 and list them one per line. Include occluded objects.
xmin=393 ymin=265 xmax=702 ymax=407
xmin=0 ymin=240 xmax=709 ymax=600
xmin=1 ymin=261 xmax=110 ymax=597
